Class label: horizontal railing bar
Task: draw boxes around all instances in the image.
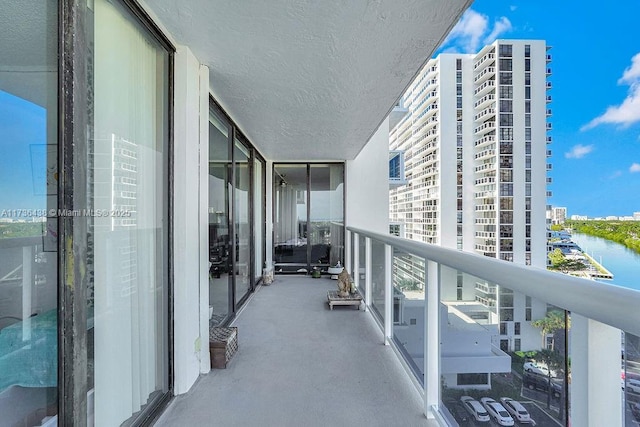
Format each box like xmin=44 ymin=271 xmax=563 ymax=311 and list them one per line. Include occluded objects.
xmin=348 ymin=226 xmax=640 ymax=337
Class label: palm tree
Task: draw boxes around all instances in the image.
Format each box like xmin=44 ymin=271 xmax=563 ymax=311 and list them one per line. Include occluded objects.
xmin=532 ymin=310 xmax=568 ymax=350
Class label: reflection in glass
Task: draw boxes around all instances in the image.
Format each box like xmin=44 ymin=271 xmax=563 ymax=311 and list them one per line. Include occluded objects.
xmin=234 ymin=139 xmax=251 ymax=304
xmin=439 ymin=266 xmax=569 ymax=426
xmin=624 ymin=332 xmax=640 ymax=426
xmin=358 ymin=235 xmax=366 ymax=296
xmin=209 ymin=109 xmax=230 ymax=325
xmin=370 ymin=240 xmax=386 ymax=322
xmin=273 ymin=165 xmax=308 ymax=272
xmin=0 ymin=1 xmax=58 ymax=424
xmin=392 ymin=251 xmax=425 ymax=382
xmin=309 ymin=164 xmax=344 ymax=268
xmin=273 ymin=164 xmax=344 ymax=273
xmin=91 ymin=0 xmax=170 ymax=424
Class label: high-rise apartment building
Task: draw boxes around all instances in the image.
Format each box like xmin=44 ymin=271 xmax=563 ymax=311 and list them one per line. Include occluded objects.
xmin=390 ymin=40 xmax=551 ymax=353
xmin=550 ymin=206 xmax=567 ymax=225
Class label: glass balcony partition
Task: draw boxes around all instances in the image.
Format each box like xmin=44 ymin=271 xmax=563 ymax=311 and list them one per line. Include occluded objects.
xmin=346 ymin=226 xmax=640 ymax=427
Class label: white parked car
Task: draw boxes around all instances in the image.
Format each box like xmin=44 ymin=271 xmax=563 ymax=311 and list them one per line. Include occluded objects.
xmin=480 ymin=397 xmax=515 ymax=426
xmin=524 ymin=360 xmax=554 ymax=377
xmin=500 ymin=397 xmax=533 ymax=424
xmin=627 ymin=378 xmax=640 ymax=394
xmin=460 ymin=396 xmax=490 ymax=422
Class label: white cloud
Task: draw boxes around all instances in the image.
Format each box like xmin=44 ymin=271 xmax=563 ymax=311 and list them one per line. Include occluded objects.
xmin=620 ymin=53 xmax=640 ymax=84
xmin=609 ymin=170 xmax=623 ymax=179
xmin=582 ymin=53 xmax=640 ymax=130
xmin=564 ymin=144 xmax=594 ymax=159
xmin=510 ymin=5 xmax=517 ymax=11
xmin=440 ymin=10 xmax=512 ymax=54
xmin=442 ymin=9 xmax=488 ymax=53
xmin=483 ymin=17 xmax=513 ymax=45
xmin=630 ymin=163 xmax=640 ymax=173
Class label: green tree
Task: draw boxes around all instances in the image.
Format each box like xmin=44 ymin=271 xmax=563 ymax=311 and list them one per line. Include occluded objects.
xmin=531 ymin=310 xmax=568 ymax=350
xmin=547 ymin=249 xmax=587 ymax=274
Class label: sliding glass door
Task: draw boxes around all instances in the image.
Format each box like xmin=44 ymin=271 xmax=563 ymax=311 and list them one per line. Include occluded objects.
xmin=208 ymin=108 xmax=231 ymax=325
xmin=0 ymin=2 xmax=59 ymax=424
xmin=90 ymin=0 xmax=170 ymax=424
xmin=209 ymin=101 xmax=264 ymax=324
xmin=273 ymin=164 xmax=344 ymax=273
xmin=233 ymin=139 xmax=251 ymax=305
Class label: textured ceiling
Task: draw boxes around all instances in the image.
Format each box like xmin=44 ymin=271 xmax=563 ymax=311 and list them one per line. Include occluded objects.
xmin=148 ymin=0 xmax=472 ymax=160
xmin=0 ymin=1 xmax=57 ymax=107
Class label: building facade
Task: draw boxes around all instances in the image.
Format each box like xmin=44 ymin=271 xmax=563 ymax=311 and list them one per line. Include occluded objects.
xmin=390 ymin=40 xmax=552 ymax=357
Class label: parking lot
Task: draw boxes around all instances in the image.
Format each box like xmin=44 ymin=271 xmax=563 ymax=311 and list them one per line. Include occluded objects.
xmin=443 ymin=388 xmax=564 ymax=427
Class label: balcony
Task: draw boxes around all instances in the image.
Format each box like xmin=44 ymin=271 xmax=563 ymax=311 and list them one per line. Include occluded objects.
xmin=475 ymin=134 xmax=496 ymax=148
xmin=474 ymin=79 xmax=495 ymax=97
xmin=154 ymin=276 xmax=438 ymax=426
xmin=474 ymin=66 xmax=496 ymax=84
xmin=473 ymin=52 xmax=495 ymax=70
xmin=474 ymin=121 xmax=496 ymax=135
xmin=474 ymin=93 xmax=496 ymax=109
xmin=474 ymin=148 xmax=496 ymax=160
xmin=474 ymin=107 xmax=496 ymax=122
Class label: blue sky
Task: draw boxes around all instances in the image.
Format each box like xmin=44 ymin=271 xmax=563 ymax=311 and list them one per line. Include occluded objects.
xmin=0 ymin=90 xmax=48 ymax=212
xmin=437 ymin=0 xmax=640 ymax=218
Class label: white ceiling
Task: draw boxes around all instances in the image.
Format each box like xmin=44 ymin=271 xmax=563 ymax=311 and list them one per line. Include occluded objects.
xmin=148 ymin=0 xmax=471 ymax=161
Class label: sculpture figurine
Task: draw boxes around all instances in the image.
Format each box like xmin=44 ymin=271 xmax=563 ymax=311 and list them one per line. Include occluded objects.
xmin=336 ymin=268 xmax=353 ymax=297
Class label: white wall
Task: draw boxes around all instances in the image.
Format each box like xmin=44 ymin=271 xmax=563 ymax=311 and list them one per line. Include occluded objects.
xmin=346 ymin=117 xmax=390 ymax=234
xmin=172 ymin=46 xmax=210 ymax=394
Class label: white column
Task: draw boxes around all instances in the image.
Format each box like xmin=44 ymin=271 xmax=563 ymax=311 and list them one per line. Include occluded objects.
xmin=172 ymin=45 xmax=205 ymax=394
xmin=198 ymin=63 xmax=211 ymax=374
xmin=424 ymin=260 xmax=440 ymax=418
xmin=571 ymin=314 xmax=623 ymax=427
xmin=384 ymin=244 xmax=393 ymax=345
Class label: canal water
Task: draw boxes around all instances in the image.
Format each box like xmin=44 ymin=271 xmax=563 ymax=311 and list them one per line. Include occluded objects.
xmin=570 ymin=232 xmax=640 ymax=291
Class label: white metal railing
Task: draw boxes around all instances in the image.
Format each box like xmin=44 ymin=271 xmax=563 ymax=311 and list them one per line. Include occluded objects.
xmin=346 ymin=226 xmax=640 ymax=427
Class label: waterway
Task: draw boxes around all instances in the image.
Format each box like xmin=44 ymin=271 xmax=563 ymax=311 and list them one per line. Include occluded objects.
xmin=570 ymin=232 xmax=640 ymax=291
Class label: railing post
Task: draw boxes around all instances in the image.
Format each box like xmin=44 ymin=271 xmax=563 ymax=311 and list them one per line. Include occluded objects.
xmin=353 ymin=233 xmax=360 ymax=295
xmin=384 ymin=244 xmax=393 ymax=345
xmin=365 ymin=237 xmax=372 ymax=314
xmin=345 ymin=229 xmax=351 ymax=276
xmin=424 ymin=260 xmax=440 ymax=419
xmin=571 ymin=314 xmax=622 ymax=427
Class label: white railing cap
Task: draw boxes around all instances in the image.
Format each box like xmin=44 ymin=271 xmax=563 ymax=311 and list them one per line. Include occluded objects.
xmin=347 ymin=226 xmax=640 ymax=336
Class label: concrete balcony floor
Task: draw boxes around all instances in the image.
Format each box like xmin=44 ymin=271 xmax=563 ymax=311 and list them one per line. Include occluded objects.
xmin=155 ymin=275 xmax=436 ymax=427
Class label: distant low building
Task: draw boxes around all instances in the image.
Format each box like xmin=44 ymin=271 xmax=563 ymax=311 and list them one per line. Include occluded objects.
xmin=570 ymin=214 xmax=588 ymax=220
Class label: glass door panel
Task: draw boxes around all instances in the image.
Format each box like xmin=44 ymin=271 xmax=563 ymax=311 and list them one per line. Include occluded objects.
xmin=253 ymin=158 xmax=264 ymax=282
xmin=309 ymin=164 xmax=344 ymax=268
xmin=273 ymin=165 xmax=308 ymax=272
xmin=0 ymin=2 xmax=59 ymax=424
xmin=209 ymin=109 xmax=230 ymax=326
xmin=234 ymin=139 xmax=251 ymax=304
xmin=91 ymin=0 xmax=170 ymax=424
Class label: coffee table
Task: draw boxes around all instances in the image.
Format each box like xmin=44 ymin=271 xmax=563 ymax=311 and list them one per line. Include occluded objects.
xmin=327 ymin=290 xmax=363 ymax=310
